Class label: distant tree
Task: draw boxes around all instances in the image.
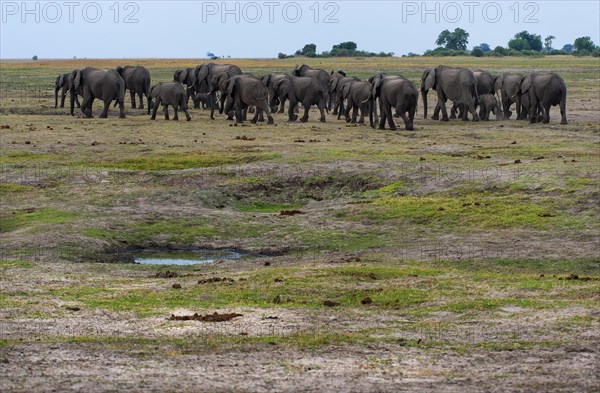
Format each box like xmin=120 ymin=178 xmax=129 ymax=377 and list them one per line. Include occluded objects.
xmin=332 ymin=41 xmax=357 ymax=51
xmin=478 ymin=43 xmax=491 ymax=52
xmin=436 ymin=28 xmax=470 ymax=50
xmin=295 ymin=43 xmax=317 ymax=57
xmin=491 ymin=46 xmax=508 ymax=56
xmin=508 ymin=38 xmax=530 ymax=51
xmin=278 ymin=52 xmax=293 ymax=59
xmin=573 ymin=36 xmax=595 ymax=52
xmin=206 ymin=52 xmax=215 ymax=58
xmin=561 ymin=44 xmax=574 ymax=53
xmin=471 ymin=47 xmax=484 ymax=57
xmin=544 ymin=35 xmax=556 ymax=52
xmin=32 ymin=55 xmax=38 ymax=61
xmin=511 ymin=31 xmax=543 ymax=51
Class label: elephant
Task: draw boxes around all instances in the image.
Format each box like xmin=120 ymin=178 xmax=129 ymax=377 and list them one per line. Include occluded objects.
xmin=149 ymin=82 xmax=191 ymax=121
xmin=195 ymin=63 xmax=243 ymax=119
xmin=449 ymin=70 xmax=495 ymax=120
xmin=341 ymin=80 xmax=373 ymax=126
xmin=261 ymin=74 xmax=290 ymax=113
xmin=116 ymin=66 xmax=151 ymax=111
xmin=193 ymin=92 xmax=211 ymax=110
xmin=514 ymin=73 xmax=567 ymax=124
xmin=478 ymin=94 xmax=502 ymax=121
xmin=328 ymin=74 xmax=360 ymax=119
xmin=269 ymin=76 xmax=327 ymax=123
xmin=372 ymin=75 xmax=418 ymax=131
xmin=173 ymin=68 xmax=199 ymax=107
xmin=493 ymin=73 xmax=528 ymax=120
xmin=421 ymin=65 xmax=479 ymax=122
xmin=369 ymin=73 xmax=410 ymax=125
xmin=214 ymin=72 xmax=264 ymax=122
xmin=293 ymin=64 xmax=330 ymax=102
xmin=70 ymin=67 xmax=125 ymax=119
xmin=221 ymin=75 xmax=274 ymax=124
xmin=54 ymin=72 xmax=80 ymax=109
xmin=193 ymin=79 xmax=210 ymax=109
xmin=328 ymin=70 xmax=347 ymax=113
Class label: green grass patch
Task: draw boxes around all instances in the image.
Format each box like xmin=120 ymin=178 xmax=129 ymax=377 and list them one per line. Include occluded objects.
xmin=234 ymin=201 xmax=302 ymax=213
xmin=0 ymin=183 xmax=35 ymax=195
xmin=0 ymin=208 xmax=75 ymax=233
xmin=0 ymin=151 xmax=58 ymax=163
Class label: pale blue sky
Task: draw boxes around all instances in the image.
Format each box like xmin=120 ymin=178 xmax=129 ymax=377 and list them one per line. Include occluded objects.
xmin=1 ymin=1 xmax=599 ymax=58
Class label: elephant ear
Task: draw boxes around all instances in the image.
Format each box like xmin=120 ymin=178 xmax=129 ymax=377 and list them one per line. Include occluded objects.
xmin=72 ymin=70 xmax=82 ymax=91
xmin=371 ymin=78 xmax=382 ymax=98
xmin=57 ymin=74 xmax=65 ymax=88
xmin=179 ymin=69 xmax=188 ymax=83
xmin=195 ymin=64 xmax=208 ymax=82
xmin=520 ymin=75 xmax=532 ymax=95
xmin=341 ymin=83 xmax=352 ymax=100
xmin=226 ymin=78 xmax=237 ymax=97
xmin=493 ymin=75 xmax=503 ymax=92
xmin=115 ymin=66 xmax=123 ymax=76
xmin=329 ymin=77 xmax=338 ymax=93
xmin=261 ymin=74 xmax=271 ymax=87
xmin=273 ymin=78 xmax=287 ymax=95
xmin=217 ymin=73 xmax=230 ymax=92
xmin=423 ymin=69 xmax=436 ymax=91
xmin=338 ymin=70 xmax=347 ymax=77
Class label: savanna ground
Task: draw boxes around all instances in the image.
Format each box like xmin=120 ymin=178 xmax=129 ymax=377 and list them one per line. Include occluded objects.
xmin=0 ymin=56 xmax=599 ymax=392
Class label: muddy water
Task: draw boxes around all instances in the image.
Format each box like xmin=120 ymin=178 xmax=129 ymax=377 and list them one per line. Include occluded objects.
xmin=133 ymin=249 xmax=251 ymax=265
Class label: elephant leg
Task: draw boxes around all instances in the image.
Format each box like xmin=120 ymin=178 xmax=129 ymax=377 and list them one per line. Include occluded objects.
xmin=100 ymin=99 xmax=110 ymax=118
xmin=408 ymin=105 xmax=416 ymax=126
xmin=288 ymin=100 xmax=298 ymax=121
xmin=351 ymin=104 xmax=359 ymax=124
xmin=85 ymin=97 xmax=95 ymax=118
xmin=257 ymin=102 xmax=274 ymax=124
xmin=128 ymin=91 xmax=135 ymax=109
xmin=431 ymin=101 xmax=441 ymax=120
xmin=138 ymin=93 xmax=144 ymax=109
xmin=209 ymin=93 xmax=216 ymax=120
xmin=373 ymin=98 xmax=379 ymax=125
xmin=559 ymin=94 xmax=568 ymax=125
xmin=332 ymin=99 xmax=339 ymax=116
xmin=438 ymin=97 xmax=449 ymax=122
xmin=467 ymin=102 xmax=479 ymax=122
xmin=300 ymin=102 xmax=310 ymax=122
xmin=344 ymin=102 xmax=352 ymax=122
xmin=449 ymin=103 xmax=457 ymax=119
xmin=164 ymin=104 xmax=170 ymax=120
xmin=528 ymin=96 xmax=538 ymax=124
xmin=385 ymin=104 xmax=397 ymax=131
xmin=542 ymin=101 xmax=551 ymax=124
xmin=358 ymin=103 xmax=366 ymax=124
xmin=278 ymin=97 xmax=286 ymax=113
xmin=396 ymin=104 xmax=413 ymax=131
xmin=173 ymin=105 xmax=179 ymax=121
xmin=150 ymin=100 xmax=159 ymax=120
xmin=250 ymin=108 xmax=260 ymax=124
xmin=337 ymin=99 xmax=345 ymax=120
xmin=118 ymin=98 xmax=125 ymax=119
xmin=317 ymin=99 xmax=326 ymax=123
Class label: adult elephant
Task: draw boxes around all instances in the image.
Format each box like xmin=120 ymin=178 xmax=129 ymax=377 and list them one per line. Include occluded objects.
xmin=421 ymin=65 xmax=479 ymax=122
xmin=54 ymin=73 xmax=80 ymax=109
xmin=341 ymin=80 xmax=373 ymax=126
xmin=449 ymin=70 xmax=495 ymax=120
xmin=261 ymin=74 xmax=290 ymax=113
xmin=328 ymin=70 xmax=347 ymax=112
xmin=269 ymin=76 xmax=326 ymax=123
xmin=369 ymin=74 xmax=406 ymax=124
xmin=116 ymin=66 xmax=151 ymax=110
xmin=222 ymin=75 xmax=273 ymax=124
xmin=293 ymin=65 xmax=330 ymax=102
xmin=70 ymin=67 xmax=125 ymax=118
xmin=372 ymin=75 xmax=418 ymax=131
xmin=328 ymin=74 xmax=360 ymax=119
xmin=195 ymin=63 xmax=242 ymax=119
xmin=149 ymin=82 xmax=191 ymax=121
xmin=514 ymin=73 xmax=567 ymax=124
xmin=494 ymin=73 xmax=527 ymax=120
xmin=173 ymin=68 xmax=198 ymax=107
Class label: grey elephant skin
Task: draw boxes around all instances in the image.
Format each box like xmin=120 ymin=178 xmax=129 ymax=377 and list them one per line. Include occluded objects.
xmin=116 ymin=66 xmax=151 ymax=112
xmin=221 ymin=74 xmax=273 ymax=124
xmin=341 ymin=80 xmax=373 ymax=126
xmin=371 ymin=74 xmax=418 ymax=131
xmin=494 ymin=73 xmax=527 ymax=120
xmin=327 ymin=70 xmax=347 ymax=113
xmin=421 ymin=65 xmax=479 ymax=122
xmin=55 ymin=73 xmax=80 ymax=109
xmin=270 ymin=75 xmax=327 ymax=123
xmin=70 ymin=67 xmax=125 ymax=119
xmin=478 ymin=94 xmax=502 ymax=121
xmin=516 ymin=73 xmax=567 ymax=124
xmin=215 ymin=72 xmax=264 ymax=122
xmin=262 ymin=74 xmax=291 ymax=113
xmin=195 ymin=63 xmax=243 ymax=119
xmin=173 ymin=68 xmax=199 ymax=107
xmin=149 ymin=82 xmax=191 ymax=121
xmin=449 ymin=70 xmax=496 ymax=120
xmin=293 ymin=65 xmax=330 ymax=102
xmin=329 ymin=74 xmax=360 ymax=120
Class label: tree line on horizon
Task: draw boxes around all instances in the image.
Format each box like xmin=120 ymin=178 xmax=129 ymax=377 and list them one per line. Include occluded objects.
xmin=278 ymin=30 xmax=599 ymax=59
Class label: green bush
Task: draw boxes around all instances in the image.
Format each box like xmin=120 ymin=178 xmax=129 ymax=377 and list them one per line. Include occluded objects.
xmin=471 ymin=48 xmax=484 ymax=57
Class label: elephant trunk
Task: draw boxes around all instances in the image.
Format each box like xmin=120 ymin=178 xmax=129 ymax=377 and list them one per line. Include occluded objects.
xmin=421 ymin=89 xmax=428 ymax=119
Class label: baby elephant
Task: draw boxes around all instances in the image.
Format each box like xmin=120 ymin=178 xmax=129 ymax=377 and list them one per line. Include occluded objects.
xmin=478 ymin=94 xmax=503 ymax=121
xmin=149 ymin=82 xmax=191 ymax=121
xmin=193 ymin=92 xmax=212 ymax=109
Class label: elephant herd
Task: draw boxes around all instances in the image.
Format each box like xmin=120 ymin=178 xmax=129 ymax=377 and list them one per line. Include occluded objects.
xmin=53 ymin=63 xmax=568 ymax=128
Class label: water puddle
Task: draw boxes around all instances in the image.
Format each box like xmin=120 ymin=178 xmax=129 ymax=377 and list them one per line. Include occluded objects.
xmin=132 ymin=249 xmax=253 ymax=265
